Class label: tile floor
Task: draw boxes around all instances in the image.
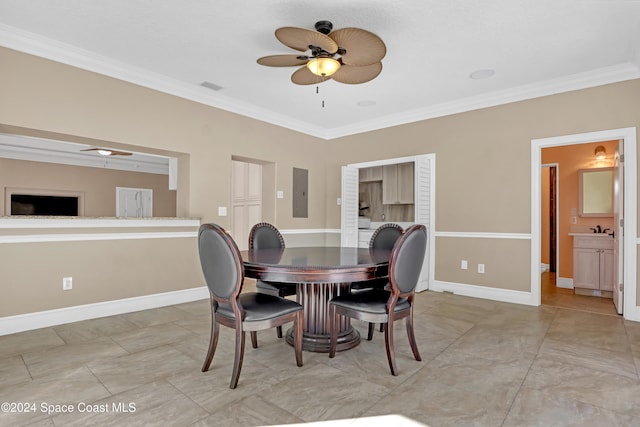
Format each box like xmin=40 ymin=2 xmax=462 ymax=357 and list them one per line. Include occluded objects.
xmin=541 ymin=271 xmax=618 ymax=316
xmin=1 ymin=284 xmax=639 ymax=426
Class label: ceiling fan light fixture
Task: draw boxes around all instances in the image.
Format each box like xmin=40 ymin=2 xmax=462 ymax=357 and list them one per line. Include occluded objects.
xmin=306 ymin=57 xmax=340 ymax=77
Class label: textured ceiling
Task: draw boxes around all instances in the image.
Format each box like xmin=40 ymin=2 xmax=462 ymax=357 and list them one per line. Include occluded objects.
xmin=1 ymin=0 xmax=640 ymax=140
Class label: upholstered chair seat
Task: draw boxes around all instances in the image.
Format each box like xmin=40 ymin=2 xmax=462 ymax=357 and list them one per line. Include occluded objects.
xmin=198 ymin=223 xmax=303 ymax=389
xmin=350 ymin=223 xmax=404 ymax=339
xmin=329 ymin=224 xmax=427 ymax=376
xmin=249 ymin=222 xmax=297 ymax=339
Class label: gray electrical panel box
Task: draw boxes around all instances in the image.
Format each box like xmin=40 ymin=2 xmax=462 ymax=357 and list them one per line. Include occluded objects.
xmin=292 ymin=167 xmax=308 ymax=218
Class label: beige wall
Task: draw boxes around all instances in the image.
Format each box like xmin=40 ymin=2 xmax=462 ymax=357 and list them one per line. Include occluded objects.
xmin=0 ymin=157 xmax=176 ymax=217
xmin=0 ymin=234 xmax=199 ymax=316
xmin=1 ymin=46 xmax=639 ymax=317
xmin=0 ymin=47 xmax=329 ymax=317
xmin=323 ymin=80 xmax=640 ymax=300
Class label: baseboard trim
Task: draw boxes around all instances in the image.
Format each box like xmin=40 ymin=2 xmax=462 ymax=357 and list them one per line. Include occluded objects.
xmin=430 ymin=280 xmax=536 ymax=306
xmin=0 ymin=286 xmax=209 ymax=336
xmin=556 ymin=277 xmax=574 ymax=289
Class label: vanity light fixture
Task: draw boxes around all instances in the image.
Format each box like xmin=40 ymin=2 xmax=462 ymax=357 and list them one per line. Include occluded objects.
xmin=594 ymin=145 xmax=606 ymax=160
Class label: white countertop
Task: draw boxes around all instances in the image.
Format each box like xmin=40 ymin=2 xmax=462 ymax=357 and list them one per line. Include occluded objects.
xmin=0 ymin=217 xmax=200 ymax=228
xmin=569 ymin=232 xmax=612 ymax=237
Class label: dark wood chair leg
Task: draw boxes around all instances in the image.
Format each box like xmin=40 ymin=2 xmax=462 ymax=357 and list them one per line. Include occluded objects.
xmin=379 ymin=323 xmax=384 ymax=332
xmin=406 ymin=311 xmax=422 ymax=361
xmin=276 ymin=325 xmax=283 ymax=338
xmin=294 ymin=311 xmax=303 ymax=367
xmin=367 ymin=322 xmax=375 ymax=341
xmin=250 ymin=331 xmax=258 ymax=349
xmin=383 ymin=318 xmax=399 ymax=376
xmin=329 ymin=305 xmax=337 ymax=358
xmin=229 ymin=329 xmax=245 ymax=389
xmin=201 ymin=318 xmax=219 ymax=372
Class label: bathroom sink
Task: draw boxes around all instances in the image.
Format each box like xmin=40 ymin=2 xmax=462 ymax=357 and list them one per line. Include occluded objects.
xmin=568 ymin=232 xmax=612 ymax=237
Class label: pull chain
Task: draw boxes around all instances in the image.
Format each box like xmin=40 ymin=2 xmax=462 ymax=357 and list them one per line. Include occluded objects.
xmin=316 ymin=85 xmax=326 ymax=108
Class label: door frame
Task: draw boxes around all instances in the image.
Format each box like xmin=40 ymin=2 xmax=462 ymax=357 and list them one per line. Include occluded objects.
xmin=342 ymin=154 xmax=435 ymax=292
xmin=531 ymin=127 xmax=638 ymax=321
xmin=541 ymin=163 xmax=560 ymax=278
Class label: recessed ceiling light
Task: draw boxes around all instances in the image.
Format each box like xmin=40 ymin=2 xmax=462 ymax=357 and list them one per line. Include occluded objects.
xmin=357 ymin=100 xmax=376 ymax=107
xmin=469 ymin=69 xmax=495 ymax=80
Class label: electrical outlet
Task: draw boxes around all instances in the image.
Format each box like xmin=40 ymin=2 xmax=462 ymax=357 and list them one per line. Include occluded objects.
xmin=461 ymin=260 xmax=468 ymax=270
xmin=477 ymin=264 xmax=485 ymax=274
xmin=63 ymin=277 xmax=73 ymax=290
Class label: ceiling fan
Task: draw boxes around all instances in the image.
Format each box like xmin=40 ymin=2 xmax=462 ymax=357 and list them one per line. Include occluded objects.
xmin=257 ymin=20 xmax=386 ymax=85
xmin=81 ymin=148 xmax=132 ymax=156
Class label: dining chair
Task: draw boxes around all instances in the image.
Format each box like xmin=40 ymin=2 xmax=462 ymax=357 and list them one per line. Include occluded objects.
xmin=351 ymin=223 xmax=404 ymax=340
xmin=329 ymin=224 xmax=427 ymax=376
xmin=198 ymin=223 xmax=303 ymax=389
xmin=248 ymin=222 xmax=297 ymax=339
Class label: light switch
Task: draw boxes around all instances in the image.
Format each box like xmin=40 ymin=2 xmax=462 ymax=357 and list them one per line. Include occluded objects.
xmin=277 ymin=191 xmax=284 ymax=199
xmin=461 ymin=260 xmax=468 ymax=270
xmin=218 ymin=206 xmax=227 ymax=216
xmin=478 ymin=264 xmax=485 ymax=274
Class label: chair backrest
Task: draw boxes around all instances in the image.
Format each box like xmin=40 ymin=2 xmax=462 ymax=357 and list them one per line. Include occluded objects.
xmin=249 ymin=222 xmax=285 ymax=250
xmin=369 ymin=223 xmax=404 ymax=251
xmin=389 ymin=224 xmax=427 ymax=295
xmin=198 ymin=223 xmax=244 ymax=301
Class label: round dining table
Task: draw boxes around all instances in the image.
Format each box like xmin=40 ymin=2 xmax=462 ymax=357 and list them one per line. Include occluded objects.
xmin=240 ymin=246 xmax=390 ymax=353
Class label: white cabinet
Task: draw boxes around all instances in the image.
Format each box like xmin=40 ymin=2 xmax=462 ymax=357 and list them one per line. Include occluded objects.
xmin=382 ymin=162 xmax=414 ymax=204
xmin=572 ymin=236 xmax=614 ymax=291
xmin=358 ymin=229 xmax=375 ymax=248
xmin=359 ymin=166 xmax=382 ymax=182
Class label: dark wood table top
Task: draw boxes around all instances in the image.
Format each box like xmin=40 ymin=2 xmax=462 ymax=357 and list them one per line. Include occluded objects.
xmin=240 ymin=246 xmax=390 ymax=284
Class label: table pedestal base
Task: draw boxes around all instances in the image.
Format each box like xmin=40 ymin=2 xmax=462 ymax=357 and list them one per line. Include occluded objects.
xmin=284 ymin=282 xmax=360 ymax=353
xmin=285 ymin=326 xmax=361 ymax=353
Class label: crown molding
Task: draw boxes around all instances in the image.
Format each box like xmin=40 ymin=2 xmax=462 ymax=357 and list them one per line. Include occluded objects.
xmin=2 ymin=24 xmax=639 ymax=141
xmin=325 ymin=63 xmax=640 ymax=140
xmin=0 ymin=24 xmax=328 ymax=139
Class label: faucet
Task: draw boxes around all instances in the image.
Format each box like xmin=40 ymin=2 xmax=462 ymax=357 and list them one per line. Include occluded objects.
xmin=596 ymin=225 xmax=602 ymax=233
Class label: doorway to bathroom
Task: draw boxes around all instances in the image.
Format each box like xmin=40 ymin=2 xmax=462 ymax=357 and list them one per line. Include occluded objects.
xmin=532 ymin=127 xmax=637 ymax=321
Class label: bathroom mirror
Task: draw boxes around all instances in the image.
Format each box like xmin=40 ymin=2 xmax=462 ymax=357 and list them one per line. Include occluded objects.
xmin=578 ymin=167 xmax=613 ymax=217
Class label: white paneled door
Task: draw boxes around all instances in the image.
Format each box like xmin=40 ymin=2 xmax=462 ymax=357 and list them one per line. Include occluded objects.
xmin=232 ymin=160 xmax=262 ymax=250
xmin=613 ymin=140 xmax=624 ymax=314
xmin=341 ymin=154 xmax=434 ymax=291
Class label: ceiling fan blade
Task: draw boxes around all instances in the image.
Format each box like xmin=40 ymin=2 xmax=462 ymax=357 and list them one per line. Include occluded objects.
xmin=275 ymin=27 xmax=338 ymax=53
xmin=257 ymin=55 xmax=307 ymax=67
xmin=291 ymin=66 xmax=331 ymax=85
xmin=332 ymin=62 xmax=383 ymax=84
xmin=329 ymin=28 xmax=386 ymax=66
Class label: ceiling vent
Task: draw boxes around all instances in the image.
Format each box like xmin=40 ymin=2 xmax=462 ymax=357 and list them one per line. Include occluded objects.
xmin=200 ymin=81 xmax=223 ymax=91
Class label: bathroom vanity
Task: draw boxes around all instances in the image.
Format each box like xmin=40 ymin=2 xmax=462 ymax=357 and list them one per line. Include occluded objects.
xmin=570 ymin=233 xmax=614 ymax=297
